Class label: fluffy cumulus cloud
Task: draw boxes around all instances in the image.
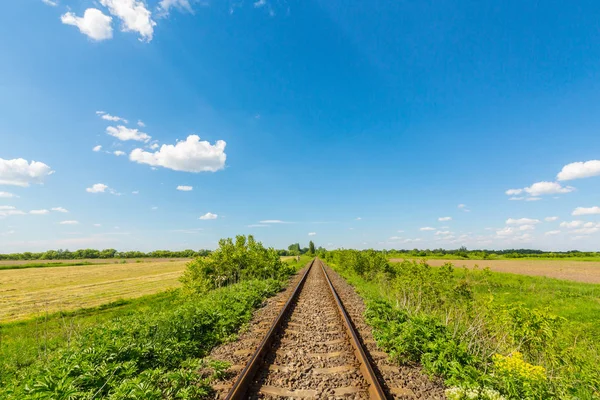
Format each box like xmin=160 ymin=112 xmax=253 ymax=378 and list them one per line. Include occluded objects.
xmin=30 ymin=209 xmax=50 ymax=215
xmin=97 ymin=112 xmax=128 ymax=123
xmin=52 ymin=207 xmax=69 ymax=213
xmin=506 ymin=218 xmax=540 ymax=225
xmin=199 ymin=212 xmax=217 ymax=220
xmin=545 ymin=230 xmax=561 ymax=235
xmin=420 ymin=227 xmax=435 ymax=231
xmin=557 ymin=160 xmax=600 ymax=181
xmin=99 ymin=0 xmax=156 ymax=42
xmin=308 ymin=232 xmax=317 ymax=236
xmin=506 ymin=181 xmax=574 ymax=199
xmin=572 ymin=206 xmax=600 ymax=216
xmin=114 ymin=151 xmax=126 ymax=156
xmin=130 ymin=135 xmax=226 ymax=172
xmin=107 ymin=126 xmax=151 ymax=142
xmin=176 ymin=185 xmax=193 ymax=191
xmin=0 ymin=191 xmax=18 ymax=198
xmin=61 ymin=8 xmax=113 ymax=41
xmin=93 ymin=145 xmax=102 ymax=152
xmin=438 ymin=217 xmax=452 ymax=221
xmin=137 ymin=120 xmax=145 ymax=127
xmin=560 ymin=220 xmax=585 ymax=229
xmin=0 ymin=158 xmax=54 ymax=187
xmin=545 ymin=216 xmax=559 ymax=222
xmin=85 ymin=183 xmax=119 ymax=195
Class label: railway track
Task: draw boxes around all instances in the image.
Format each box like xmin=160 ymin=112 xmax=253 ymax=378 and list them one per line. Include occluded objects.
xmin=214 ymin=258 xmax=413 ymax=399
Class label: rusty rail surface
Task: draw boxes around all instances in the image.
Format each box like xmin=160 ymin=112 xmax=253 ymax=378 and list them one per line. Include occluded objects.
xmin=224 ymin=258 xmax=387 ymax=399
xmin=224 ymin=259 xmax=315 ymax=400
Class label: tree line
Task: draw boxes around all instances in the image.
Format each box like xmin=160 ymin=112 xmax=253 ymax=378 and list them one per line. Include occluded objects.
xmin=0 ymin=248 xmax=212 ymax=261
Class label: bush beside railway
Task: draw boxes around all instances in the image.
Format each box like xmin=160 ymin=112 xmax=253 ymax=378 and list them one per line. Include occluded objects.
xmin=0 ymin=235 xmax=304 ymax=400
xmin=324 ymin=250 xmax=600 ymax=400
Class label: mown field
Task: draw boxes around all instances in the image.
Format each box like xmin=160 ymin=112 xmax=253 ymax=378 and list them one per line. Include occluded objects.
xmin=0 ymin=259 xmax=188 ymax=322
xmin=390 ymin=258 xmax=600 ymax=284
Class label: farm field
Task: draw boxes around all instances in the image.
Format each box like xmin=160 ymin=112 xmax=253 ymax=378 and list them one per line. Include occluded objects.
xmin=390 ymin=257 xmax=600 ymax=284
xmin=0 ymin=259 xmax=188 ymax=322
xmin=0 ymin=257 xmax=191 ymax=270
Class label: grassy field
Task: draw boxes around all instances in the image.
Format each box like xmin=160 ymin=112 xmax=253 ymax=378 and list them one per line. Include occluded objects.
xmin=0 ymin=259 xmax=189 ymax=322
xmin=0 ymin=257 xmax=190 ymax=270
xmin=390 ymin=257 xmax=600 ymax=284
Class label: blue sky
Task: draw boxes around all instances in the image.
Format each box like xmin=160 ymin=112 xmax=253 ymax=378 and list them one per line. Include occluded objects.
xmin=1 ymin=0 xmax=600 ymax=252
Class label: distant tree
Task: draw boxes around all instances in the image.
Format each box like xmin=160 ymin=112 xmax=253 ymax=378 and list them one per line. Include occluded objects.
xmin=288 ymin=243 xmax=301 ymax=256
xmin=309 ymin=240 xmax=316 ymax=255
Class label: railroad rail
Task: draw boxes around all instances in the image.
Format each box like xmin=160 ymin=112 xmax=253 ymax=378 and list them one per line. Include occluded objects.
xmin=222 ymin=258 xmax=389 ymax=399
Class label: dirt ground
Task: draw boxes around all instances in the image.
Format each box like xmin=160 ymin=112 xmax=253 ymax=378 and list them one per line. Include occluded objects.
xmin=389 ymin=258 xmax=600 ymax=284
xmin=0 ymin=259 xmax=188 ymax=322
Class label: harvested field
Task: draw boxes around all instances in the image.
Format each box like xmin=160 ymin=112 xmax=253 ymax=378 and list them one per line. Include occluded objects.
xmin=0 ymin=259 xmax=188 ymax=322
xmin=390 ymin=258 xmax=600 ymax=284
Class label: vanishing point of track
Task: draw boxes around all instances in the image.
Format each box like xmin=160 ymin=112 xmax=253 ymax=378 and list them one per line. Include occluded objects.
xmin=222 ymin=258 xmax=390 ymax=399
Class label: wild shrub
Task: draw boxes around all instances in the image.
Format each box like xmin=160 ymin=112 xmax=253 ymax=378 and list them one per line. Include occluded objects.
xmin=181 ymin=235 xmax=291 ymax=293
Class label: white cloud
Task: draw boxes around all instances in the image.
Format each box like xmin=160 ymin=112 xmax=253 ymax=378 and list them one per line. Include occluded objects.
xmin=0 ymin=206 xmax=25 ymax=218
xmin=99 ymin=0 xmax=156 ymax=42
xmin=149 ymin=143 xmax=159 ymax=150
xmin=435 ymin=230 xmax=452 ymax=236
xmin=506 ymin=181 xmax=575 ymax=199
xmin=260 ymin=220 xmax=286 ymax=224
xmin=545 ymin=216 xmax=559 ymax=222
xmin=52 ymin=207 xmax=69 ymax=213
xmin=61 ymin=8 xmax=113 ymax=41
xmin=308 ymin=232 xmax=316 ymax=236
xmin=107 ymin=125 xmax=151 ymax=142
xmin=42 ymin=0 xmax=58 ymax=6
xmin=496 ymin=227 xmax=514 ymax=236
xmin=506 ymin=218 xmax=540 ymax=225
xmin=572 ymin=227 xmax=600 ymax=235
xmin=572 ymin=206 xmax=600 ymax=216
xmin=132 ymin=190 xmax=139 ymax=194
xmin=420 ymin=227 xmax=435 ymax=231
xmin=0 ymin=192 xmax=18 ymax=198
xmin=158 ymin=0 xmax=192 ymax=15
xmin=93 ymin=145 xmax=102 ymax=152
xmin=545 ymin=230 xmax=561 ymax=235
xmin=176 ymin=185 xmax=193 ymax=191
xmin=458 ymin=204 xmax=466 ymax=208
xmin=519 ymin=224 xmax=535 ymax=231
xmin=114 ymin=151 xmax=126 ymax=156
xmin=0 ymin=158 xmax=54 ymax=187
xmin=254 ymin=0 xmax=266 ymax=7
xmin=438 ymin=216 xmax=452 ymax=221
xmin=355 ymin=217 xmax=362 ymax=220
xmin=247 ymin=224 xmax=269 ymax=228
xmin=86 ymin=183 xmax=119 ymax=195
xmin=560 ymin=220 xmax=585 ymax=229
xmin=557 ymin=160 xmax=600 ymax=181
xmin=199 ymin=212 xmax=217 ymax=220
xmin=60 ymin=220 xmax=79 ymax=225
xmin=130 ymin=135 xmax=226 ymax=172
xmin=505 ymin=188 xmax=523 ymax=195
xmin=93 ymin=223 xmax=102 ymax=227
xmin=388 ymin=236 xmax=403 ymax=241
xmin=86 ymin=183 xmax=109 ymax=193
xmin=30 ymin=209 xmax=50 ymax=215
xmin=101 ymin=113 xmax=128 ymax=123
xmin=524 ymin=181 xmax=575 ymax=196
xmin=137 ymin=120 xmax=145 ymax=127
xmin=0 ymin=206 xmax=16 ymax=210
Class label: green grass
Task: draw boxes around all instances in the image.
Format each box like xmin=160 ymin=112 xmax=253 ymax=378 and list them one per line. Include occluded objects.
xmin=0 ymin=261 xmax=101 ymax=270
xmin=0 ymin=290 xmax=180 ymax=380
xmin=388 ymin=253 xmax=600 ymax=262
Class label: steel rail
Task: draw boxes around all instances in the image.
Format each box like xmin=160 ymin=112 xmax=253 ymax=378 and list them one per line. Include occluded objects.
xmin=224 ymin=259 xmax=315 ymax=400
xmin=319 ymin=259 xmax=388 ymax=400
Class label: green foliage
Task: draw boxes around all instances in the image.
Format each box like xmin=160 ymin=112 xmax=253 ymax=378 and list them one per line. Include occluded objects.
xmin=1 ymin=280 xmax=282 ymax=399
xmin=325 ymin=250 xmax=600 ymax=399
xmin=308 ymin=240 xmax=315 ymax=256
xmin=181 ymin=235 xmax=291 ymax=293
xmin=0 ymin=249 xmax=210 ymax=261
